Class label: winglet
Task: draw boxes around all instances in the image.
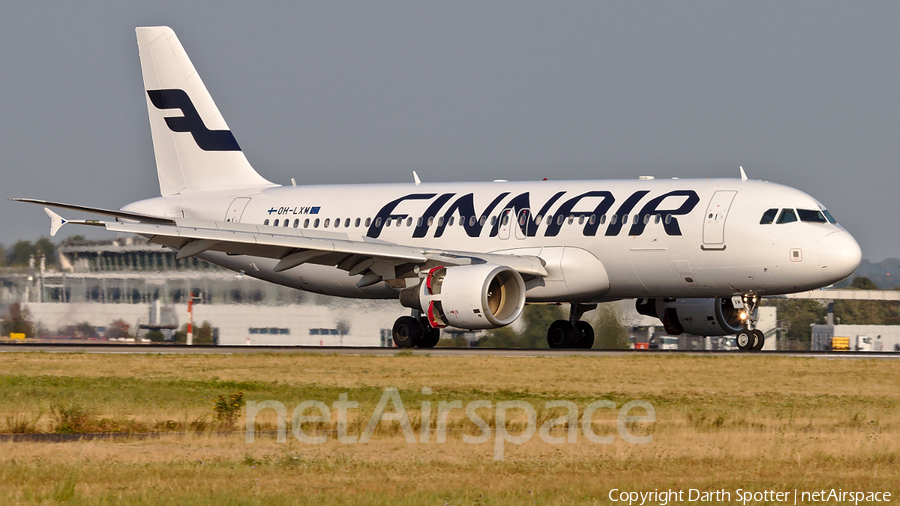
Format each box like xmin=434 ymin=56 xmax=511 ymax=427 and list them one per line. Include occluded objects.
xmin=44 ymin=208 xmax=67 ymax=237
xmin=739 ymin=166 xmax=748 ymax=182
xmin=413 ymin=171 xmax=421 ymax=186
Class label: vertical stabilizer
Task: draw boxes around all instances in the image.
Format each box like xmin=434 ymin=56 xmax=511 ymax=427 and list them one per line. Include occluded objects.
xmin=136 ymin=26 xmax=275 ymax=196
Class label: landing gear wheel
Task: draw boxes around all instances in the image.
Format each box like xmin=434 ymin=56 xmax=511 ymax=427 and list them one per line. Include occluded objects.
xmin=392 ymin=316 xmax=422 ymax=348
xmin=751 ymin=329 xmax=765 ymax=351
xmin=547 ymin=320 xmax=577 ymax=349
xmin=575 ymin=321 xmax=595 ymax=349
xmin=417 ymin=326 xmax=441 ymax=348
xmin=736 ymin=330 xmax=753 ymax=351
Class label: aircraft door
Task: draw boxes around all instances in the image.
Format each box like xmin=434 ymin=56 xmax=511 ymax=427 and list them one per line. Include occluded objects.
xmin=225 ymin=197 xmax=251 ymax=223
xmin=702 ymin=191 xmax=737 ymax=249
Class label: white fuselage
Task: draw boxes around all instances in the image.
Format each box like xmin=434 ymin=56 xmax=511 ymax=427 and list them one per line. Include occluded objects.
xmin=122 ymin=177 xmax=861 ymax=302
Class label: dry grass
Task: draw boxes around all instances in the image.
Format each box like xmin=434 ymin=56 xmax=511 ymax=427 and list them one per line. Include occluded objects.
xmin=0 ymin=352 xmax=898 ymax=504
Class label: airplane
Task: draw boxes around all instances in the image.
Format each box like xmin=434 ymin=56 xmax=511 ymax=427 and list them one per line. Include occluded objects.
xmin=16 ymin=26 xmax=862 ymax=351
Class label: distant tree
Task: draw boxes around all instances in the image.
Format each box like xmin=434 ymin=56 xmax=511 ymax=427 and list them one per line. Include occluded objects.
xmin=593 ymin=304 xmax=629 ymax=349
xmin=765 ymin=299 xmax=826 ymax=349
xmin=145 ymin=330 xmax=165 ymax=342
xmin=104 ymin=319 xmax=133 ymax=340
xmin=75 ymin=322 xmax=98 ymax=338
xmin=480 ymin=305 xmax=562 ymax=348
xmin=173 ymin=322 xmax=214 ymax=344
xmin=193 ymin=321 xmax=214 ymax=345
xmin=834 ymin=276 xmax=900 ymax=325
xmin=4 ymin=238 xmax=57 ymax=267
xmin=60 ymin=235 xmax=87 ymax=246
xmin=2 ymin=302 xmax=35 ymax=337
xmin=335 ymin=318 xmax=351 ymax=336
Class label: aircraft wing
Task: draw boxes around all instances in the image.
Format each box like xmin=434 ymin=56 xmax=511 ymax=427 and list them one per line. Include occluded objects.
xmin=28 ymin=202 xmax=548 ymax=286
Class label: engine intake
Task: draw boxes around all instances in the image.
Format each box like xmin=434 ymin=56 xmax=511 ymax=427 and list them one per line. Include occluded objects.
xmin=400 ymin=264 xmax=526 ymax=330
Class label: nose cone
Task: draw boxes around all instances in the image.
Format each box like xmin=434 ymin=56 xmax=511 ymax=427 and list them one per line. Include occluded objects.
xmin=819 ymin=231 xmax=862 ymax=283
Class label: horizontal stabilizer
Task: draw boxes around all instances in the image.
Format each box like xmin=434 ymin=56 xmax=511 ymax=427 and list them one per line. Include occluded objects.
xmin=13 ymin=198 xmax=176 ymax=225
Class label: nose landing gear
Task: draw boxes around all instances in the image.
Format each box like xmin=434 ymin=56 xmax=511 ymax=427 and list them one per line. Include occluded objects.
xmin=735 ymin=295 xmax=765 ymax=351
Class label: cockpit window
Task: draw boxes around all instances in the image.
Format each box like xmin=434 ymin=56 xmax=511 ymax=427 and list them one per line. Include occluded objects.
xmin=776 ymin=209 xmax=797 ymax=224
xmin=760 ymin=208 xmax=778 ymax=224
xmin=797 ymin=209 xmax=827 ymax=223
xmin=822 ymin=209 xmax=837 ymax=224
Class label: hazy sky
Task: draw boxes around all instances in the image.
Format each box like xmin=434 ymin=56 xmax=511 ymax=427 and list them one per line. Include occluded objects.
xmin=2 ymin=2 xmax=898 ymax=260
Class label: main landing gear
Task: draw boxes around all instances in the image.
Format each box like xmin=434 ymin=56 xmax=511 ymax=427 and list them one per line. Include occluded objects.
xmin=735 ymin=295 xmax=765 ymax=351
xmin=392 ymin=314 xmax=441 ymax=349
xmin=547 ymin=303 xmax=596 ymax=349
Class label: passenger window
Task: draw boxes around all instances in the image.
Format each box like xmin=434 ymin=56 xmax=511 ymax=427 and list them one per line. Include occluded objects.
xmin=759 ymin=208 xmax=778 ymax=224
xmin=622 ymin=214 xmax=628 ymax=224
xmin=589 ymin=215 xmax=596 ymax=225
xmin=610 ymin=215 xmax=617 ymax=225
xmin=264 ymin=219 xmax=269 ymax=226
xmin=428 ymin=216 xmax=434 ymax=226
xmin=417 ymin=217 xmax=423 ymax=227
xmin=665 ymin=214 xmax=672 ymax=225
xmin=293 ymin=219 xmax=299 ymax=228
xmin=797 ymin=209 xmax=827 ymax=223
xmin=273 ymin=219 xmax=279 ymax=227
xmin=777 ymin=209 xmax=797 ymax=224
xmin=284 ymin=220 xmax=289 ymax=227
xmin=366 ymin=217 xmax=372 ymax=227
xmin=304 ymin=218 xmax=309 ymax=228
xmin=334 ymin=219 xmax=339 ymax=228
xmin=654 ymin=215 xmax=661 ymax=224
xmin=314 ymin=218 xmax=320 ymax=228
xmin=567 ymin=215 xmax=574 ymax=225
xmin=355 ymin=218 xmax=361 ymax=227
xmin=385 ymin=219 xmax=391 ymax=228
xmin=398 ymin=218 xmax=404 ymax=227
xmin=642 ymin=214 xmax=649 ymax=225
xmin=479 ymin=216 xmax=486 ymax=226
xmin=407 ymin=217 xmax=413 ymax=227
xmin=490 ymin=216 xmax=496 ymax=226
xmin=324 ymin=218 xmax=330 ymax=227
xmin=546 ymin=215 xmax=553 ymax=225
xmin=557 ymin=215 xmax=564 ymax=225
xmin=448 ymin=216 xmax=455 ymax=226
xmin=578 ymin=215 xmax=585 ymax=225
xmin=375 ymin=217 xmax=382 ymax=227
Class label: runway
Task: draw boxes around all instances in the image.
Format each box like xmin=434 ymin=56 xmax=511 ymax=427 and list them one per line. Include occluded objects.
xmin=1 ymin=342 xmax=899 ymax=359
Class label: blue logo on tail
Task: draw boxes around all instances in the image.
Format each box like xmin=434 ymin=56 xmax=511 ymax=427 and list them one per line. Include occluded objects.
xmin=147 ymin=89 xmax=241 ymax=151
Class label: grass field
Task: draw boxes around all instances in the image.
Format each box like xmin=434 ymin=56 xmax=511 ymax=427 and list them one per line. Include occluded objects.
xmin=0 ymin=352 xmax=898 ymax=504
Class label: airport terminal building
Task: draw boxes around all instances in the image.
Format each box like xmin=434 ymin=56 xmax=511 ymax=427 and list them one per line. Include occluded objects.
xmin=0 ymin=238 xmax=406 ymax=346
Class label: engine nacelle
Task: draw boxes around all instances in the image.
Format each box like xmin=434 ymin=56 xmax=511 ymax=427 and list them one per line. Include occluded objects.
xmin=636 ymin=297 xmax=744 ymax=336
xmin=400 ymin=264 xmax=526 ymax=330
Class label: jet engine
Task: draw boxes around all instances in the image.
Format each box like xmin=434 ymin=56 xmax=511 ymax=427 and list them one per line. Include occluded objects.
xmin=635 ymin=297 xmax=744 ymax=336
xmin=400 ymin=264 xmax=526 ymax=329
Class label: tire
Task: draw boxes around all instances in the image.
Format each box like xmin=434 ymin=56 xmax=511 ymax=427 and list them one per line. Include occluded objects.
xmin=736 ymin=330 xmax=753 ymax=351
xmin=575 ymin=321 xmax=595 ymax=349
xmin=751 ymin=329 xmax=765 ymax=351
xmin=392 ymin=316 xmax=422 ymax=348
xmin=417 ymin=326 xmax=441 ymax=348
xmin=547 ymin=320 xmax=577 ymax=349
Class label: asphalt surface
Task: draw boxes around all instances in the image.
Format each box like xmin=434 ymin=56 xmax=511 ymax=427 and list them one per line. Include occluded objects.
xmin=1 ymin=343 xmax=898 ymax=358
